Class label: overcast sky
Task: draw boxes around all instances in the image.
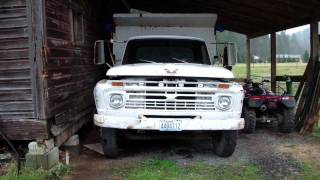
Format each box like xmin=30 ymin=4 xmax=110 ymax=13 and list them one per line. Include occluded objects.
xmin=284 ymin=25 xmax=309 ymax=35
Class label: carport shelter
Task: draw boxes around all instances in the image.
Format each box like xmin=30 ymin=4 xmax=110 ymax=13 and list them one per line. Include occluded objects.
xmin=0 ymin=0 xmax=319 ymax=145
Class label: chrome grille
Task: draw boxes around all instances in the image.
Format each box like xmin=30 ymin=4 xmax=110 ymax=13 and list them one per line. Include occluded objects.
xmin=125 ymin=90 xmax=215 ymax=111
xmin=125 ymin=80 xmax=217 ymax=88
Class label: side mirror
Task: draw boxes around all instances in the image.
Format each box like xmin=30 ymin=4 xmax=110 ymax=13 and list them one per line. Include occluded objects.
xmin=94 ymin=40 xmax=105 ymax=65
xmin=225 ymin=65 xmax=232 ymax=71
xmin=223 ymin=43 xmax=237 ymax=66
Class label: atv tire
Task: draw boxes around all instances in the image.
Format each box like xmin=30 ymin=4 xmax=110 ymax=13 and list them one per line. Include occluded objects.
xmin=243 ymin=108 xmax=256 ymax=134
xmin=212 ymin=130 xmax=238 ymax=157
xmin=101 ymin=128 xmax=119 ymax=158
xmin=278 ymin=108 xmax=295 ymax=133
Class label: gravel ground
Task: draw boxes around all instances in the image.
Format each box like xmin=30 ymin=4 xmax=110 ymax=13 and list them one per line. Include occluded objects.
xmin=68 ymin=126 xmax=320 ymax=180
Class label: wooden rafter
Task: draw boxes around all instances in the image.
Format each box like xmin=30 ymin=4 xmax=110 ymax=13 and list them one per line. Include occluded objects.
xmin=126 ymin=0 xmax=320 ymax=37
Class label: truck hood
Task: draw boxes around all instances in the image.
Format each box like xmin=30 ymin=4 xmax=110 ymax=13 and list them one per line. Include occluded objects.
xmin=107 ymin=63 xmax=234 ymax=79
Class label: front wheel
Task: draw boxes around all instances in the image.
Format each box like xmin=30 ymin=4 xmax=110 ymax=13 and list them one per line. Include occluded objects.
xmin=278 ymin=109 xmax=295 ymax=133
xmin=101 ymin=128 xmax=119 ymax=158
xmin=212 ymin=130 xmax=238 ymax=157
xmin=243 ymin=108 xmax=256 ymax=134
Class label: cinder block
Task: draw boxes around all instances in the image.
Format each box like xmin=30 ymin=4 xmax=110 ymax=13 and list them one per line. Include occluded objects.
xmin=62 ymin=134 xmax=81 ymax=155
xmin=26 ymin=145 xmax=59 ymax=170
xmin=63 ymin=135 xmax=79 ymax=146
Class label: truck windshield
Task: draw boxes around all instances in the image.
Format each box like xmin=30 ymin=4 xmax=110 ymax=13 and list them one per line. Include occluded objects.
xmin=123 ymin=39 xmax=211 ymax=65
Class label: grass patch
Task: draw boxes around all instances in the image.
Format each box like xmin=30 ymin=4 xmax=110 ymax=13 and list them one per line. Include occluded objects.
xmin=313 ymin=124 xmax=320 ymax=142
xmin=0 ymin=163 xmax=71 ymax=180
xmin=232 ymin=63 xmax=307 ymax=79
xmin=232 ymin=63 xmax=306 ymax=95
xmin=113 ymin=158 xmax=263 ymax=180
xmin=299 ymin=161 xmax=320 ymax=180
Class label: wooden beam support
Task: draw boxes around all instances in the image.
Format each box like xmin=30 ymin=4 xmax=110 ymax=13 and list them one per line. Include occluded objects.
xmin=295 ymin=23 xmax=319 ymax=132
xmin=54 ymin=111 xmax=92 ymax=146
xmin=310 ymin=21 xmax=319 ymax=65
xmin=301 ymin=22 xmax=320 ymax=132
xmin=128 ymin=0 xmax=320 ymax=37
xmin=275 ymin=0 xmax=320 ymax=12
xmin=246 ymin=37 xmax=251 ymax=80
xmin=27 ymin=0 xmax=47 ymax=120
xmin=271 ymin=33 xmax=277 ymax=92
xmin=0 ymin=119 xmax=48 ymax=140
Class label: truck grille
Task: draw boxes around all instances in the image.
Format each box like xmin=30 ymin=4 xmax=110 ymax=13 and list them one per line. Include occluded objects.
xmin=125 ymin=90 xmax=215 ymax=111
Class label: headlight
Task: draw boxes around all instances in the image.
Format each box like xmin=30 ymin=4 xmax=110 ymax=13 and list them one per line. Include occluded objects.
xmin=217 ymin=96 xmax=231 ymax=110
xmin=109 ymin=94 xmax=124 ymax=109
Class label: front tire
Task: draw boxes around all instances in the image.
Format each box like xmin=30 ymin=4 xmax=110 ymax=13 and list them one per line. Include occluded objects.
xmin=101 ymin=128 xmax=119 ymax=158
xmin=243 ymin=108 xmax=256 ymax=134
xmin=212 ymin=130 xmax=238 ymax=157
xmin=278 ymin=109 xmax=295 ymax=133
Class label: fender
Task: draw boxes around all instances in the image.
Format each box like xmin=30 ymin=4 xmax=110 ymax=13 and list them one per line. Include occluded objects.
xmin=281 ymin=98 xmax=296 ymax=108
xmin=246 ymin=96 xmax=264 ymax=108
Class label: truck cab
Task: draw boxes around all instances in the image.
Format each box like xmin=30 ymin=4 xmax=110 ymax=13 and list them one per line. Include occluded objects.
xmin=93 ymin=14 xmax=244 ymax=158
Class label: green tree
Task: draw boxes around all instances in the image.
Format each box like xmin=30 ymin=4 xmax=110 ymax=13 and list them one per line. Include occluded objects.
xmin=216 ymin=27 xmax=310 ymax=64
xmin=303 ymin=50 xmax=310 ymax=62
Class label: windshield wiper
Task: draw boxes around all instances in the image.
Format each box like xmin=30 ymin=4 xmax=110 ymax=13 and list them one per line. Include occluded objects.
xmin=137 ymin=58 xmax=158 ymax=63
xmin=171 ymin=57 xmax=189 ymax=63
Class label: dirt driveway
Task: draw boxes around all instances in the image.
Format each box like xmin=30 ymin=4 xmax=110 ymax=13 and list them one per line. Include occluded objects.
xmin=68 ymin=127 xmax=320 ymax=180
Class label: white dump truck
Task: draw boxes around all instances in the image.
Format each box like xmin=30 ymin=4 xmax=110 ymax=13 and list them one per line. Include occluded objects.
xmin=93 ymin=14 xmax=244 ymax=158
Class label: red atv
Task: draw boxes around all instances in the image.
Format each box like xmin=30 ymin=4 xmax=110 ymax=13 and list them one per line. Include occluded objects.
xmin=242 ymin=79 xmax=295 ymax=133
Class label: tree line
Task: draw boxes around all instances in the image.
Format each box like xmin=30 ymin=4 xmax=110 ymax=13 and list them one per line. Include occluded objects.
xmin=216 ymin=28 xmax=310 ymax=63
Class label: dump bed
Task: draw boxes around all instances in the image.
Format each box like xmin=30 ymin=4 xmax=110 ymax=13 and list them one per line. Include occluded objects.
xmin=113 ymin=13 xmax=218 ymax=65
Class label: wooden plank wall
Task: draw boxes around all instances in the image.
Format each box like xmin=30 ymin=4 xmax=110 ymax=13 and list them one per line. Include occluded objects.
xmin=0 ymin=0 xmax=49 ymax=140
xmin=0 ymin=0 xmax=34 ymax=120
xmin=44 ymin=0 xmax=104 ymax=143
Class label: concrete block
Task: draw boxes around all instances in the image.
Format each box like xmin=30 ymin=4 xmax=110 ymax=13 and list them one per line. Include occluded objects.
xmin=63 ymin=134 xmax=79 ymax=146
xmin=0 ymin=153 xmax=12 ymax=163
xmin=47 ymin=147 xmax=59 ymax=168
xmin=62 ymin=134 xmax=81 ymax=155
xmin=28 ymin=141 xmax=45 ymax=155
xmin=62 ymin=145 xmax=81 ymax=155
xmin=26 ymin=141 xmax=59 ymax=170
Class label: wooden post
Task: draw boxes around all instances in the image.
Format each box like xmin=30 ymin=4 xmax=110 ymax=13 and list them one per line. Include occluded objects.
xmin=271 ymin=32 xmax=277 ymax=92
xmin=303 ymin=22 xmax=320 ymax=132
xmin=296 ymin=23 xmax=320 ymax=133
xmin=310 ymin=21 xmax=319 ymax=65
xmin=246 ymin=37 xmax=251 ymax=80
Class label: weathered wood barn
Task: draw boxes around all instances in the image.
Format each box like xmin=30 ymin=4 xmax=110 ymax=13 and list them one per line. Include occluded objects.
xmin=1 ymin=0 xmax=320 ymax=144
xmin=0 ymin=0 xmax=106 ymax=145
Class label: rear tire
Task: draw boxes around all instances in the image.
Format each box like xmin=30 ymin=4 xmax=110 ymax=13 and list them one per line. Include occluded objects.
xmin=212 ymin=131 xmax=238 ymax=157
xmin=278 ymin=109 xmax=295 ymax=133
xmin=101 ymin=128 xmax=119 ymax=158
xmin=243 ymin=108 xmax=256 ymax=134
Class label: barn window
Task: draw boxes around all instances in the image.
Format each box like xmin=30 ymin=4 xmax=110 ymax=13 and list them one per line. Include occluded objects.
xmin=70 ymin=9 xmax=84 ymax=45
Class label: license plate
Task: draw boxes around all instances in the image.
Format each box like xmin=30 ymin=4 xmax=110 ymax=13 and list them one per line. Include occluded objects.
xmin=160 ymin=120 xmax=182 ymax=131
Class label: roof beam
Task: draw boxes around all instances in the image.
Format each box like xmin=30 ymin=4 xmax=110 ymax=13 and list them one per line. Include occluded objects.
xmin=198 ymin=0 xmax=299 ymax=21
xmin=188 ymin=1 xmax=280 ymax=27
xmin=125 ymin=0 xmax=320 ymax=37
xmin=228 ymin=0 xmax=311 ymax=19
xmin=274 ymin=0 xmax=320 ymax=14
xmin=247 ymin=17 xmax=318 ymax=38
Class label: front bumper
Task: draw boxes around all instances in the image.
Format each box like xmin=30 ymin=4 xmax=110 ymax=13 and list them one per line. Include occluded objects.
xmin=94 ymin=114 xmax=244 ymax=131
